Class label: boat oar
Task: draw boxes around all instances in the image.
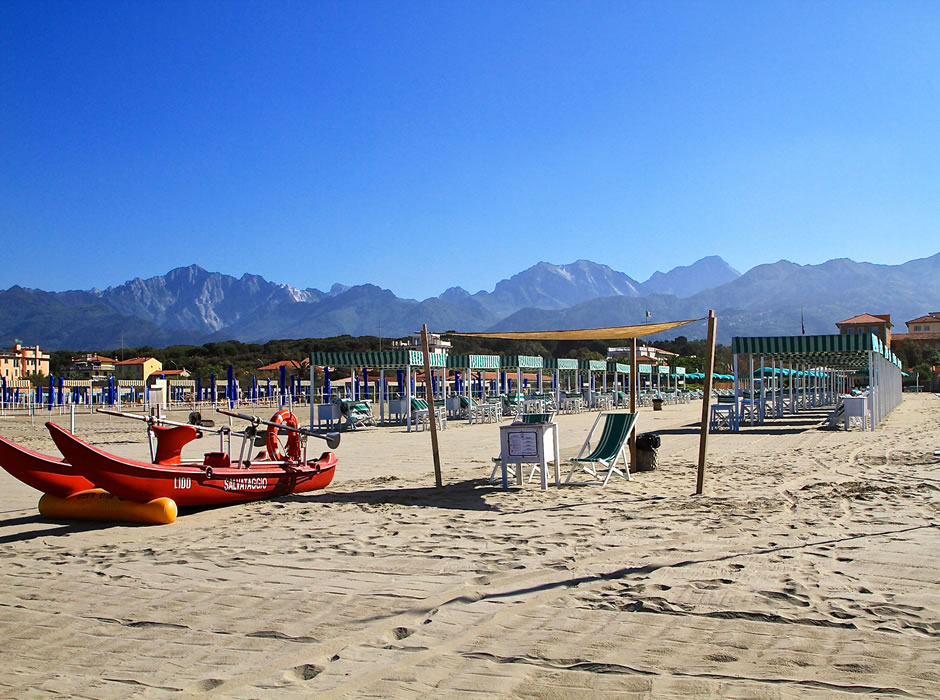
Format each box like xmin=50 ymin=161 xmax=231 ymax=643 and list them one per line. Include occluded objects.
xmin=215 ymin=409 xmax=341 ymax=450
xmin=96 ymin=408 xmax=227 ymax=436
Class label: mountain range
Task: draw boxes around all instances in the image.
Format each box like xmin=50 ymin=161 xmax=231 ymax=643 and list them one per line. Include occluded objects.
xmin=1 ymin=253 xmax=937 ymax=350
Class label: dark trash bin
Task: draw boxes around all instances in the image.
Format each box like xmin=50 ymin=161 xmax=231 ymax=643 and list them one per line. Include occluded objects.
xmin=635 ymin=432 xmax=660 ymax=472
xmin=652 ymin=398 xmax=663 ymax=411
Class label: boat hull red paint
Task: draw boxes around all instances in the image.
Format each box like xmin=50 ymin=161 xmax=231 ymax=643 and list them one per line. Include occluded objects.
xmin=0 ymin=433 xmax=96 ymax=497
xmin=46 ymin=422 xmax=336 ymax=507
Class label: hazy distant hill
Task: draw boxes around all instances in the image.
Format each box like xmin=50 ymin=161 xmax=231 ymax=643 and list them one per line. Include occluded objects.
xmin=1 ymin=254 xmax=937 ymax=349
xmin=217 ymin=284 xmax=497 ymax=343
xmin=492 ymin=253 xmax=940 ymax=343
xmin=639 ymin=255 xmax=741 ymax=297
xmin=455 ymin=260 xmax=643 ymax=318
xmin=98 ymin=264 xmax=325 ymax=332
xmin=0 ymin=286 xmax=204 ymax=349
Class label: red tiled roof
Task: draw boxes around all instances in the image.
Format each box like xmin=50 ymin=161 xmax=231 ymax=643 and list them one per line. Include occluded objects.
xmin=906 ymin=313 xmax=940 ymax=325
xmin=257 ymin=360 xmax=303 ymax=371
xmin=836 ymin=313 xmax=893 ymax=326
xmin=73 ymin=355 xmax=116 ymax=363
xmin=114 ymin=357 xmax=156 ymax=365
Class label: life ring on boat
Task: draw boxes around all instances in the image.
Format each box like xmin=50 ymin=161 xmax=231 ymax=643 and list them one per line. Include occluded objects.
xmin=266 ymin=409 xmax=301 ymax=462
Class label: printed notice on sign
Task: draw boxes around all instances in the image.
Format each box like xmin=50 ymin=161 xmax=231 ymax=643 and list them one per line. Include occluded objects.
xmin=508 ymin=431 xmax=538 ymax=457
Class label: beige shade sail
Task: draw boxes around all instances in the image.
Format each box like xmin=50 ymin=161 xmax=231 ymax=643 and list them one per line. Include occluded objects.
xmin=448 ymin=318 xmax=703 ymax=341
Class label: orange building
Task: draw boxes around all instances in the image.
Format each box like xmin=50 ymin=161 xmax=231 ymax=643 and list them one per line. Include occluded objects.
xmin=0 ymin=343 xmax=50 ymax=380
xmin=835 ymin=313 xmax=892 ymax=346
xmin=890 ymin=312 xmax=940 ymax=351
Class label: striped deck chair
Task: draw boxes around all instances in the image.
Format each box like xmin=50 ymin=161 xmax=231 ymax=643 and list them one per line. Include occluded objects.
xmin=338 ymin=399 xmax=375 ymax=430
xmin=566 ymin=411 xmax=638 ymax=485
xmin=410 ymin=397 xmax=446 ymax=431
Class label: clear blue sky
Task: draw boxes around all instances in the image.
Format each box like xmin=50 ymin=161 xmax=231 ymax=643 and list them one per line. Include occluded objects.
xmin=2 ymin=2 xmax=938 ymax=300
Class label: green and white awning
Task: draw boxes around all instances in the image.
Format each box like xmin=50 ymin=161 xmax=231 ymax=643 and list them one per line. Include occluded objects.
xmin=579 ymin=359 xmax=607 ymax=371
xmin=446 ymin=354 xmax=500 ymax=370
xmin=310 ymin=350 xmax=448 ymax=369
xmin=500 ymin=355 xmax=544 ymax=369
xmin=731 ymin=334 xmax=901 ymax=369
xmin=607 ymin=362 xmax=630 ymax=373
xmin=545 ymin=358 xmax=579 ymax=371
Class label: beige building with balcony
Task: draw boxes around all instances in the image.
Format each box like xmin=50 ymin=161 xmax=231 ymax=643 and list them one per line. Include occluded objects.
xmin=68 ymin=354 xmax=117 ymax=380
xmin=891 ymin=312 xmax=940 ymax=351
xmin=393 ymin=331 xmax=452 ymax=355
xmin=0 ymin=343 xmax=50 ymax=380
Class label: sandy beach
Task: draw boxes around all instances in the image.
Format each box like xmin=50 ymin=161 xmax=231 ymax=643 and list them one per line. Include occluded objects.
xmin=1 ymin=395 xmax=938 ymax=698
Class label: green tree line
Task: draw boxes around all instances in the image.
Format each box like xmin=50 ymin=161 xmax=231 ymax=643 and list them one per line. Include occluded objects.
xmin=46 ymin=334 xmax=730 ymax=382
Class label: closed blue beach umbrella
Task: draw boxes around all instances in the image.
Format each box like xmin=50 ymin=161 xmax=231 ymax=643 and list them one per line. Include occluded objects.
xmin=107 ymin=374 xmax=115 ymax=405
xmin=362 ymin=368 xmax=369 ymax=399
xmin=226 ymin=365 xmax=235 ymax=407
xmin=48 ymin=375 xmax=55 ymax=411
xmin=210 ymin=373 xmax=216 ymax=404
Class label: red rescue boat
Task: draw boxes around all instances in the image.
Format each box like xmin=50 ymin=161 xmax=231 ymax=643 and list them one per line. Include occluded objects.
xmin=0 ymin=413 xmax=229 ymax=497
xmin=0 ymin=433 xmax=95 ymax=498
xmin=46 ymin=421 xmax=337 ymax=507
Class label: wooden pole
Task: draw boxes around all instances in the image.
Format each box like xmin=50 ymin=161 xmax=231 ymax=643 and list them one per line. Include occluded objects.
xmin=629 ymin=336 xmax=638 ymax=466
xmin=696 ymin=310 xmax=717 ymax=495
xmin=421 ymin=325 xmax=443 ymax=487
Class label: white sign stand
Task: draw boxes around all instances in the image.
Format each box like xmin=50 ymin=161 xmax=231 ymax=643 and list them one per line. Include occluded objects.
xmin=498 ymin=422 xmax=561 ymax=490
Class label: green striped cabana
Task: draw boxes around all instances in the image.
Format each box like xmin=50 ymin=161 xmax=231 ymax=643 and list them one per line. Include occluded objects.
xmin=731 ymin=334 xmax=902 ymax=430
xmin=607 ymin=362 xmax=631 ymax=406
xmin=499 ymin=355 xmax=544 ymax=396
xmin=638 ymin=363 xmax=654 ymax=393
xmin=309 ymin=350 xmax=448 ymax=431
xmin=674 ymin=366 xmax=687 ymax=393
xmin=577 ymin=359 xmax=607 ymax=406
xmin=545 ymin=358 xmax=578 ymax=405
xmin=656 ymin=364 xmax=671 ymax=393
xmin=446 ymin=354 xmax=500 ymax=420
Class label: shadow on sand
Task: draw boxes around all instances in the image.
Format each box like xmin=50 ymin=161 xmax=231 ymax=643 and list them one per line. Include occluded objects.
xmin=283 ymin=478 xmax=507 ymax=512
xmin=0 ymin=512 xmax=125 ymax=544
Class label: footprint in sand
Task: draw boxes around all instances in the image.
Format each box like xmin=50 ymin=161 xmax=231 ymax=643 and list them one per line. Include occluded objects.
xmin=284 ymin=664 xmax=322 ymax=681
xmin=185 ymin=679 xmax=224 ymax=692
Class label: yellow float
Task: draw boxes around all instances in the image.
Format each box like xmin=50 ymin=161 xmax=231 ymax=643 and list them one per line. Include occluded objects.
xmin=38 ymin=489 xmax=177 ymax=525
